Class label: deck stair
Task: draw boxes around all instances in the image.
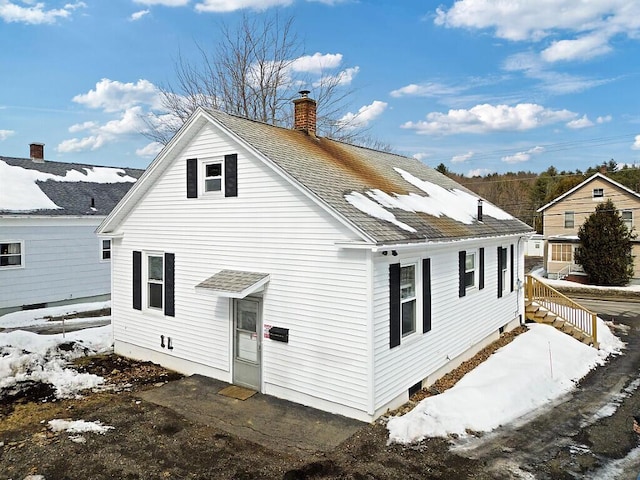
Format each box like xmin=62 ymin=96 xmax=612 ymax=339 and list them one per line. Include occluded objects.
xmin=525 ymin=275 xmax=598 ymax=348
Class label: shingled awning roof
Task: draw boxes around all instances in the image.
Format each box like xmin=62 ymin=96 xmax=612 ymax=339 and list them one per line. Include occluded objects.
xmin=196 ymin=270 xmax=270 ymax=298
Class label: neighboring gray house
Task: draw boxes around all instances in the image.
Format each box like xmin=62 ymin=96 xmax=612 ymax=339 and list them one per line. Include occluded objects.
xmin=98 ymin=94 xmax=533 ymax=421
xmin=0 ymin=144 xmax=143 ymax=315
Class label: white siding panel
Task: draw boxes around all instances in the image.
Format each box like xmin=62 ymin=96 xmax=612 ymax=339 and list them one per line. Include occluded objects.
xmin=0 ymin=221 xmax=110 ymax=311
xmin=112 ymin=123 xmax=370 ymax=414
xmin=372 ymin=237 xmax=525 ymax=409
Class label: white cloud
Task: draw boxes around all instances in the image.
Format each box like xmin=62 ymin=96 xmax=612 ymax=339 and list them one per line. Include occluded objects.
xmin=435 ymin=1 xmax=640 ymax=43
xmin=58 ymin=107 xmax=147 ymax=154
xmin=136 ymin=142 xmax=164 ymax=157
xmin=566 ymin=114 xmax=594 ymax=129
xmin=133 ymin=0 xmax=189 ymax=5
xmin=402 ymin=103 xmax=576 ymax=135
xmin=412 ymin=152 xmax=431 ymax=161
xmin=68 ymin=121 xmax=98 ymax=133
xmin=0 ymin=1 xmax=85 ymax=25
xmin=72 ymin=79 xmax=161 ymax=113
xmin=501 ymin=146 xmax=545 ymax=164
xmin=338 ymin=100 xmax=387 ymax=130
xmin=194 ymin=0 xmax=293 ymax=12
xmin=313 ymin=66 xmax=359 ymax=88
xmin=451 ymin=151 xmax=474 ymax=164
xmin=632 ymin=135 xmax=640 ymax=151
xmin=390 ymin=82 xmax=464 ymax=98
xmin=0 ymin=129 xmax=15 ymax=141
xmin=130 ymin=9 xmax=150 ymax=21
xmin=597 ymin=115 xmax=612 ymax=124
xmin=467 ymin=168 xmax=493 ymax=177
xmin=541 ymin=33 xmax=613 ymax=62
xmin=290 ymin=53 xmax=343 ymax=74
xmin=57 ymin=135 xmax=106 ymax=153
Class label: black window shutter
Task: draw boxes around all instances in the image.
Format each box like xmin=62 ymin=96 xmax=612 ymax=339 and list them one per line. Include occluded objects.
xmin=389 ymin=263 xmax=401 ymax=349
xmin=497 ymin=247 xmax=503 ymax=298
xmin=478 ymin=247 xmax=485 ymax=290
xmin=224 ymin=153 xmax=238 ymax=198
xmin=186 ymin=158 xmax=198 ymax=198
xmin=133 ymin=251 xmax=142 ymax=310
xmin=458 ymin=250 xmax=466 ymax=298
xmin=164 ymin=253 xmax=175 ymax=317
xmin=422 ymin=258 xmax=431 ymax=334
xmin=510 ymin=244 xmax=515 ymax=292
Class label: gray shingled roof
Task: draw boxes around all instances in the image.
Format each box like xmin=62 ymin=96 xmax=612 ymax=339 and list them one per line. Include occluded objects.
xmin=206 ymin=109 xmax=532 ymax=244
xmin=0 ymin=157 xmax=144 ymax=216
xmin=196 ymin=270 xmax=269 ymax=298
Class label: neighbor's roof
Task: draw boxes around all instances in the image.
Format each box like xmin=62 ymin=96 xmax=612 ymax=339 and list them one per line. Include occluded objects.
xmin=537 ymin=172 xmax=640 ymax=213
xmin=204 ymin=109 xmax=532 ymax=244
xmin=0 ymin=157 xmax=144 ymax=216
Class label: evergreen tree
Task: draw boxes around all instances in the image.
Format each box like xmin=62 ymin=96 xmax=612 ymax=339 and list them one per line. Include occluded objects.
xmin=574 ymin=199 xmax=635 ymax=286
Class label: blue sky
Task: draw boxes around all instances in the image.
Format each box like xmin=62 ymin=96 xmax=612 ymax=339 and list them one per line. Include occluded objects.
xmin=1 ymin=0 xmax=640 ymax=176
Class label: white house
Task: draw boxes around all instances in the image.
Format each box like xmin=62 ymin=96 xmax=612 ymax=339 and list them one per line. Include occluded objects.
xmin=0 ymin=144 xmax=143 ymax=316
xmin=97 ymin=94 xmax=533 ymax=421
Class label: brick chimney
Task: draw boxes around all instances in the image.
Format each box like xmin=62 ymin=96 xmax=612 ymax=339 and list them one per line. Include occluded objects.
xmin=30 ymin=143 xmax=45 ymax=163
xmin=293 ymin=90 xmax=316 ymax=136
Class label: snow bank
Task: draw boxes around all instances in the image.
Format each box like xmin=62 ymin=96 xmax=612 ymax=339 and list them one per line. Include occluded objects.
xmin=49 ymin=419 xmax=114 ymax=435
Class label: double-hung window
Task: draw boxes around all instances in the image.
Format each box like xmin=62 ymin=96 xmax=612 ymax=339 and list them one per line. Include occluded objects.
xmin=101 ymin=239 xmax=111 ymax=260
xmin=0 ymin=242 xmax=22 ymax=268
xmin=400 ymin=265 xmax=416 ymax=337
xmin=464 ymin=252 xmax=476 ymax=289
xmin=204 ymin=162 xmax=223 ymax=193
xmin=147 ymin=255 xmax=164 ymax=310
xmin=622 ymin=210 xmax=633 ymax=231
xmin=564 ymin=211 xmax=574 ymax=229
xmin=593 ymin=188 xmax=604 ymax=199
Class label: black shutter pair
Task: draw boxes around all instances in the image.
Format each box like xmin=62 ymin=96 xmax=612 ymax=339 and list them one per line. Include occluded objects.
xmin=132 ymin=251 xmax=175 ymax=317
xmin=458 ymin=249 xmax=484 ymax=298
xmin=389 ymin=259 xmax=431 ymax=349
xmin=186 ymin=154 xmax=238 ymax=198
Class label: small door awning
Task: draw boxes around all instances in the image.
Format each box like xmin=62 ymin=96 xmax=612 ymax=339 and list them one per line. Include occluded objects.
xmin=195 ymin=270 xmax=270 ymax=298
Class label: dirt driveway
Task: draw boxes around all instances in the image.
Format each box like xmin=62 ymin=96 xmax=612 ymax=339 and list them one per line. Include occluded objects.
xmin=1 ymin=297 xmax=639 ymax=479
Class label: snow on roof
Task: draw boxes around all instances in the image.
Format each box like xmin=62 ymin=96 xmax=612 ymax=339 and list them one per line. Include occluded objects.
xmin=345 ymin=168 xmax=514 ymax=231
xmin=0 ymin=159 xmax=138 ymax=213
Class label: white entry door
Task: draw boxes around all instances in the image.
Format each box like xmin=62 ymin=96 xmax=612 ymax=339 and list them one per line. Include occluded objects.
xmin=233 ymin=298 xmax=261 ymax=390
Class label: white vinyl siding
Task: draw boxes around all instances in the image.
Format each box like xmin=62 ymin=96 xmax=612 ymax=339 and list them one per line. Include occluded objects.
xmin=372 ymin=237 xmax=523 ymax=412
xmin=110 ymin=123 xmax=370 ymax=417
xmin=0 ymin=219 xmax=111 ymax=311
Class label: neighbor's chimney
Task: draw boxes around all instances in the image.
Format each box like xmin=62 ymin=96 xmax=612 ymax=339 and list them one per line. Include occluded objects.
xmin=30 ymin=143 xmax=45 ymax=163
xmin=293 ymin=90 xmax=316 ymax=137
xmin=599 ymin=164 xmax=607 ymax=174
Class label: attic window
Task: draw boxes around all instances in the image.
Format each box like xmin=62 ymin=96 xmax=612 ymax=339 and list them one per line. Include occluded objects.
xmin=204 ymin=162 xmax=222 ymax=193
xmin=593 ymin=188 xmax=604 ymax=198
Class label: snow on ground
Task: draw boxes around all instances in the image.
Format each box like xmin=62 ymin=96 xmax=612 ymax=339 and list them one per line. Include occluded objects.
xmin=531 ymin=267 xmax=640 ymax=293
xmin=0 ymin=302 xmax=113 ymax=399
xmin=48 ymin=419 xmax=114 ymax=435
xmin=387 ymin=318 xmax=624 ymax=444
xmin=0 ymin=301 xmax=111 ymax=329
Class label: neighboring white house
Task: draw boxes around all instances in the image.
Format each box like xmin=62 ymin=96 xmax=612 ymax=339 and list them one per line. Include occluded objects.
xmin=525 ymin=234 xmax=544 ymax=257
xmin=97 ymin=94 xmax=533 ymax=422
xmin=0 ymin=144 xmax=143 ymax=316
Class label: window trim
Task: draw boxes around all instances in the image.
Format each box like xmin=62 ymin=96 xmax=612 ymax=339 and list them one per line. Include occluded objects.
xmin=622 ymin=210 xmax=633 ymax=231
xmin=564 ymin=211 xmax=575 ymax=229
xmin=100 ymin=239 xmax=111 ymax=262
xmin=202 ymin=159 xmax=224 ymax=196
xmin=592 ymin=188 xmax=604 ymax=199
xmin=464 ymin=251 xmax=476 ymax=291
xmin=400 ymin=263 xmax=417 ymax=338
xmin=551 ymin=244 xmax=573 ymax=262
xmin=0 ymin=241 xmax=24 ymax=269
xmin=146 ymin=253 xmax=164 ymax=311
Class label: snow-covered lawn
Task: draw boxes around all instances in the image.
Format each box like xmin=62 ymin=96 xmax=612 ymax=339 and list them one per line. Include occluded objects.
xmin=0 ymin=302 xmax=113 ymax=399
xmin=387 ymin=318 xmax=624 ymax=443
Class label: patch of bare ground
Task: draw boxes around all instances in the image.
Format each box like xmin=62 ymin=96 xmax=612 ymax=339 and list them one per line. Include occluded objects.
xmin=0 ymin=329 xmax=529 ymax=479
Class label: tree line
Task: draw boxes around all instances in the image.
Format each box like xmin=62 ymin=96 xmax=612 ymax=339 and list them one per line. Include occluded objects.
xmin=436 ymin=160 xmax=640 ymax=230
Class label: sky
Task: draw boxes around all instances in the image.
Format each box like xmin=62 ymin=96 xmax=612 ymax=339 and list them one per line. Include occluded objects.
xmin=1 ymin=1 xmax=640 ymax=176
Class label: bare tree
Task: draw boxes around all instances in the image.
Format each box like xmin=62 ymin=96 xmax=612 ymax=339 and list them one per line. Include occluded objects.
xmin=144 ymin=12 xmax=367 ymax=145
